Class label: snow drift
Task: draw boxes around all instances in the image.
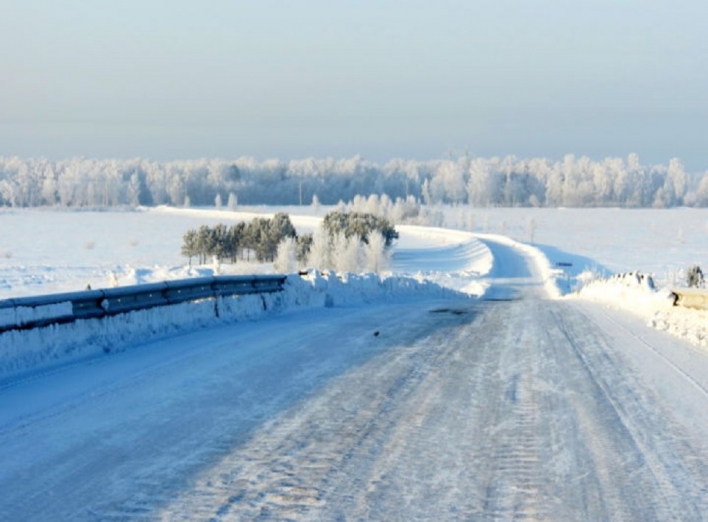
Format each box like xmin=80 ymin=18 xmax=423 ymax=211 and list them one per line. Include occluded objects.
xmin=572 ymin=272 xmax=708 ymax=348
xmin=0 ymin=271 xmax=469 ymax=383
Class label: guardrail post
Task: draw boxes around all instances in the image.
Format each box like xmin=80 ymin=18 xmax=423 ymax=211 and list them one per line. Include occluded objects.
xmin=671 ymin=288 xmax=708 ymax=310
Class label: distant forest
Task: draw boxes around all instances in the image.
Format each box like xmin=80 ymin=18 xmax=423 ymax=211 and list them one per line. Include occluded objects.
xmin=1 ymin=154 xmax=707 ymax=209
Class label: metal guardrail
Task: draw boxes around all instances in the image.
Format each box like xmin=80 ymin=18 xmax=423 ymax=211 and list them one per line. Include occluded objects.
xmin=0 ymin=275 xmax=287 ymax=333
xmin=671 ymin=288 xmax=708 ymax=310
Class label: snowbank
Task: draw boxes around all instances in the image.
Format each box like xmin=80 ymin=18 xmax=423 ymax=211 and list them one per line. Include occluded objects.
xmin=393 ymin=225 xmax=494 ymax=296
xmin=0 ymin=301 xmax=73 ymax=329
xmin=0 ymin=271 xmax=469 ymax=382
xmin=649 ymin=305 xmax=708 ymax=348
xmin=285 ymin=270 xmax=466 ymax=308
xmin=572 ymin=272 xmax=708 ymax=348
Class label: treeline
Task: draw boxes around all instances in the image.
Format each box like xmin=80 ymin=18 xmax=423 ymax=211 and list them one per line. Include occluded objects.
xmin=2 ymin=154 xmax=708 ymax=209
xmin=182 ymin=211 xmax=398 ymax=273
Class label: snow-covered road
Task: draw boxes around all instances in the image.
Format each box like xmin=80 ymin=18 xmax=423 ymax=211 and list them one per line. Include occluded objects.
xmin=2 ymin=238 xmax=708 ymax=520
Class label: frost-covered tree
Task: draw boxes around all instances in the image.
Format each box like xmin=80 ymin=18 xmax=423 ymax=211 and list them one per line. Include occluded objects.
xmin=181 ymin=229 xmax=199 ymax=265
xmin=666 ymin=158 xmax=687 ymax=206
xmin=167 ymin=175 xmax=185 ymax=206
xmin=467 ymin=159 xmax=505 ymax=207
xmin=687 ymin=265 xmax=704 ymax=288
xmin=436 ymin=160 xmax=466 ymax=203
xmin=245 ymin=218 xmax=271 ymax=262
xmin=274 ymin=237 xmax=299 ymax=273
xmin=233 ymin=222 xmax=248 ymax=261
xmin=40 ymin=170 xmax=58 ymax=206
xmin=692 ymin=175 xmax=708 ymax=206
xmin=127 ymin=172 xmax=142 ymax=207
xmin=421 ymin=179 xmax=433 ymax=206
xmin=307 ymin=226 xmax=332 ymax=271
xmin=2 ymin=154 xmax=708 ymax=209
xmin=227 ymin=192 xmax=237 ymax=210
xmin=264 ymin=213 xmax=297 ymax=261
xmin=331 ymin=233 xmax=361 ymax=273
xmin=389 ymin=195 xmax=418 ymax=223
xmin=365 ymin=231 xmax=390 ymax=273
xmin=322 ymin=210 xmax=398 ymax=248
xmin=295 ymin=233 xmax=313 ymax=264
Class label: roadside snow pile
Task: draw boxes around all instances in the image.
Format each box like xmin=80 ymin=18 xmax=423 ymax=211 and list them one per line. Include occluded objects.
xmin=0 ymin=271 xmax=468 ymax=382
xmin=392 ymin=226 xmax=493 ymax=297
xmin=650 ymin=305 xmax=708 ymax=348
xmin=285 ymin=269 xmax=466 ymax=308
xmin=573 ymin=272 xmax=708 ymax=348
xmin=577 ymin=271 xmax=659 ymax=298
xmin=0 ymin=301 xmax=73 ymax=329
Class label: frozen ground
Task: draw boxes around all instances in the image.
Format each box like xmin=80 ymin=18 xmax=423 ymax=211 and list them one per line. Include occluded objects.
xmin=1 ymin=207 xmax=708 ymax=520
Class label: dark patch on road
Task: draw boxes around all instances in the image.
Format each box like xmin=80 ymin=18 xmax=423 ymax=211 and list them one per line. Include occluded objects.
xmin=429 ymin=308 xmax=469 ymax=316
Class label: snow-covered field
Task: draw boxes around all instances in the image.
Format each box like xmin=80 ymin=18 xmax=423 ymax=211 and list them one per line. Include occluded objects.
xmin=2 ymin=206 xmax=707 ymax=297
xmin=448 ymin=206 xmax=708 ymax=286
xmin=0 ymin=206 xmax=486 ymax=298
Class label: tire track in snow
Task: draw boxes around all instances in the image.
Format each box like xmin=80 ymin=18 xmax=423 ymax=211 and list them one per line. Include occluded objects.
xmin=590 ymin=303 xmax=708 ymax=399
xmin=157 ymin=307 xmax=481 ymax=521
xmin=548 ymin=304 xmax=708 ymax=521
xmin=0 ymin=303 xmax=466 ymax=522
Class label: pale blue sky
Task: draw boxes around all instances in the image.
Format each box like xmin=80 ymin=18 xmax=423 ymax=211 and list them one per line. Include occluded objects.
xmin=1 ymin=1 xmax=706 ymax=169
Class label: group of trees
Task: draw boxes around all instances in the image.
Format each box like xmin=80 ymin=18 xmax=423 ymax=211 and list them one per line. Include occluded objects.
xmin=276 ymin=210 xmax=398 ymax=274
xmin=687 ymin=265 xmax=704 ymax=288
xmin=181 ymin=211 xmax=398 ymax=274
xmin=2 ymin=153 xmax=708 ymax=209
xmin=181 ymin=212 xmax=302 ymax=264
xmin=322 ymin=211 xmax=399 ymax=248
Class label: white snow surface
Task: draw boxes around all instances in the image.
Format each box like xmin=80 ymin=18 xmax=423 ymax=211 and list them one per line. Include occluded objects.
xmin=2 ymin=207 xmax=708 ymax=520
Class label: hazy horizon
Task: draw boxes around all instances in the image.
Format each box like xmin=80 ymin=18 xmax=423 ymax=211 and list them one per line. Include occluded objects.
xmin=2 ymin=1 xmax=707 ymax=171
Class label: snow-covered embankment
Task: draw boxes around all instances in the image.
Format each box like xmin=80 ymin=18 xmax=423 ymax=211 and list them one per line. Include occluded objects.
xmin=571 ymin=272 xmax=708 ymax=348
xmin=0 ymin=269 xmax=472 ymax=383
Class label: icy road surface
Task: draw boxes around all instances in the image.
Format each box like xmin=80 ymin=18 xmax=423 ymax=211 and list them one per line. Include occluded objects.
xmin=2 ymin=240 xmax=708 ymax=520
